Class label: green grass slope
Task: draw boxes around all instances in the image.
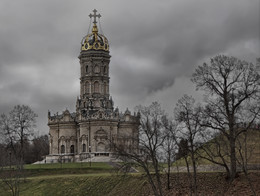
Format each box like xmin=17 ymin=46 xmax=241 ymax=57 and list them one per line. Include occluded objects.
xmin=0 ymin=174 xmax=146 ymax=196
xmin=174 ymin=129 xmax=260 ymax=167
xmin=1 ymin=172 xmax=259 ymax=196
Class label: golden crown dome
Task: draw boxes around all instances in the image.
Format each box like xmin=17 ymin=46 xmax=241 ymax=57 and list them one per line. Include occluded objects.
xmin=81 ymin=10 xmax=109 ymax=52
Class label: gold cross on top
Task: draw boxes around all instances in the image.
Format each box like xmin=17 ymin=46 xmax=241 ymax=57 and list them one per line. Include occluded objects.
xmin=89 ymin=9 xmax=101 ymax=24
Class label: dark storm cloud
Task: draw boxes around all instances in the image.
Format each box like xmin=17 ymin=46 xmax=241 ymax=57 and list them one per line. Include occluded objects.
xmin=0 ymin=1 xmax=84 ymax=66
xmin=160 ymin=2 xmax=259 ymax=68
xmin=0 ymin=0 xmax=259 ymax=133
xmin=106 ymin=0 xmax=259 ymax=95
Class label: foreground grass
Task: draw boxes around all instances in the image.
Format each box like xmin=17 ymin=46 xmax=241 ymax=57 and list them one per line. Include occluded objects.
xmin=0 ymin=174 xmax=147 ymax=196
xmin=1 ymin=162 xmax=140 ymax=195
xmin=1 ymin=172 xmax=259 ymax=196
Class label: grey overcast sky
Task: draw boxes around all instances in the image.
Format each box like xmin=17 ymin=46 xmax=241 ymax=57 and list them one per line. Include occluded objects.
xmin=0 ymin=0 xmax=259 ymax=135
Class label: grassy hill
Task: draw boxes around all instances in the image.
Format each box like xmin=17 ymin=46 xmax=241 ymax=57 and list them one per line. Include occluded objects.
xmin=0 ymin=162 xmax=147 ymax=196
xmin=174 ymin=129 xmax=260 ymax=168
xmin=15 ymin=174 xmax=146 ymax=196
xmin=0 ymin=169 xmax=259 ymax=195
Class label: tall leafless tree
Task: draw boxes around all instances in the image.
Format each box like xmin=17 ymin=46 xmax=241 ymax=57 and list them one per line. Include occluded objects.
xmin=198 ymin=130 xmax=231 ymax=175
xmin=112 ymin=102 xmax=166 ymax=196
xmin=192 ymin=55 xmax=260 ymax=180
xmin=0 ymin=105 xmax=37 ymax=196
xmin=161 ymin=116 xmax=177 ymax=190
xmin=236 ymin=129 xmax=258 ymax=196
xmin=0 ymin=105 xmax=38 ymax=165
xmin=174 ymin=95 xmax=203 ymax=196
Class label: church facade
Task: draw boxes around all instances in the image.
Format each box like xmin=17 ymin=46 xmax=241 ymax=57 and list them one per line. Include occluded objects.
xmin=46 ymin=10 xmax=139 ymax=163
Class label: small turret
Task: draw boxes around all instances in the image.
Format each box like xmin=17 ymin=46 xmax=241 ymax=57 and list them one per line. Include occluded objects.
xmin=124 ymin=108 xmax=131 ymax=115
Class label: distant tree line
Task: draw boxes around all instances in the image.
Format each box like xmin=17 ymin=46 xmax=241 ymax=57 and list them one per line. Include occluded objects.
xmin=0 ymin=134 xmax=49 ymax=167
xmin=0 ymin=105 xmax=49 ymax=167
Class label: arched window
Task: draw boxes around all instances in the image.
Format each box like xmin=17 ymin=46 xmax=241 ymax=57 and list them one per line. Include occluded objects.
xmin=61 ymin=145 xmax=65 ymax=154
xmin=94 ymin=65 xmax=100 ymax=73
xmin=82 ymin=144 xmax=86 ymax=152
xmin=94 ymin=81 xmax=99 ymax=93
xmin=85 ymin=82 xmax=90 ymax=93
xmin=85 ymin=65 xmax=88 ymax=73
xmin=70 ymin=145 xmax=74 ymax=154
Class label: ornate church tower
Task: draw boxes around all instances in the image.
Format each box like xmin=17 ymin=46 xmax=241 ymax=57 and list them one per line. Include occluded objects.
xmin=76 ymin=9 xmax=113 ymax=114
xmin=47 ymin=10 xmax=139 ymax=162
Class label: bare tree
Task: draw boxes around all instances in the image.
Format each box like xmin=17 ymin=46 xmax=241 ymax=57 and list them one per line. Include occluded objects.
xmin=174 ymin=95 xmax=203 ymax=196
xmin=198 ymin=131 xmax=231 ymax=175
xmin=0 ymin=105 xmax=37 ymax=165
xmin=161 ymin=116 xmax=177 ymax=190
xmin=192 ymin=55 xmax=260 ymax=180
xmin=0 ymin=105 xmax=37 ymax=196
xmin=236 ymin=129 xmax=258 ymax=196
xmin=112 ymin=102 xmax=166 ymax=196
xmin=175 ymin=138 xmax=193 ymax=193
xmin=0 ymin=167 xmax=22 ymax=196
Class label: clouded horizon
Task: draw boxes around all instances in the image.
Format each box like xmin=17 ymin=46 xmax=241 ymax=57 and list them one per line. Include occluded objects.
xmin=0 ymin=0 xmax=259 ymax=135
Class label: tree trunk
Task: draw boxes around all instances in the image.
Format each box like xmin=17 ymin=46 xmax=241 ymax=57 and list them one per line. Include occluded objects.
xmin=191 ymin=150 xmax=197 ymax=196
xmin=154 ymin=160 xmax=163 ymax=196
xmin=167 ymin=155 xmax=171 ymax=190
xmin=144 ymin=166 xmax=160 ymax=196
xmin=230 ymin=136 xmax=237 ymax=181
xmin=184 ymin=156 xmax=193 ymax=196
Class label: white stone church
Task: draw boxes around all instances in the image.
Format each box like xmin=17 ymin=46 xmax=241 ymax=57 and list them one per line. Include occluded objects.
xmin=46 ymin=10 xmax=140 ymax=163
